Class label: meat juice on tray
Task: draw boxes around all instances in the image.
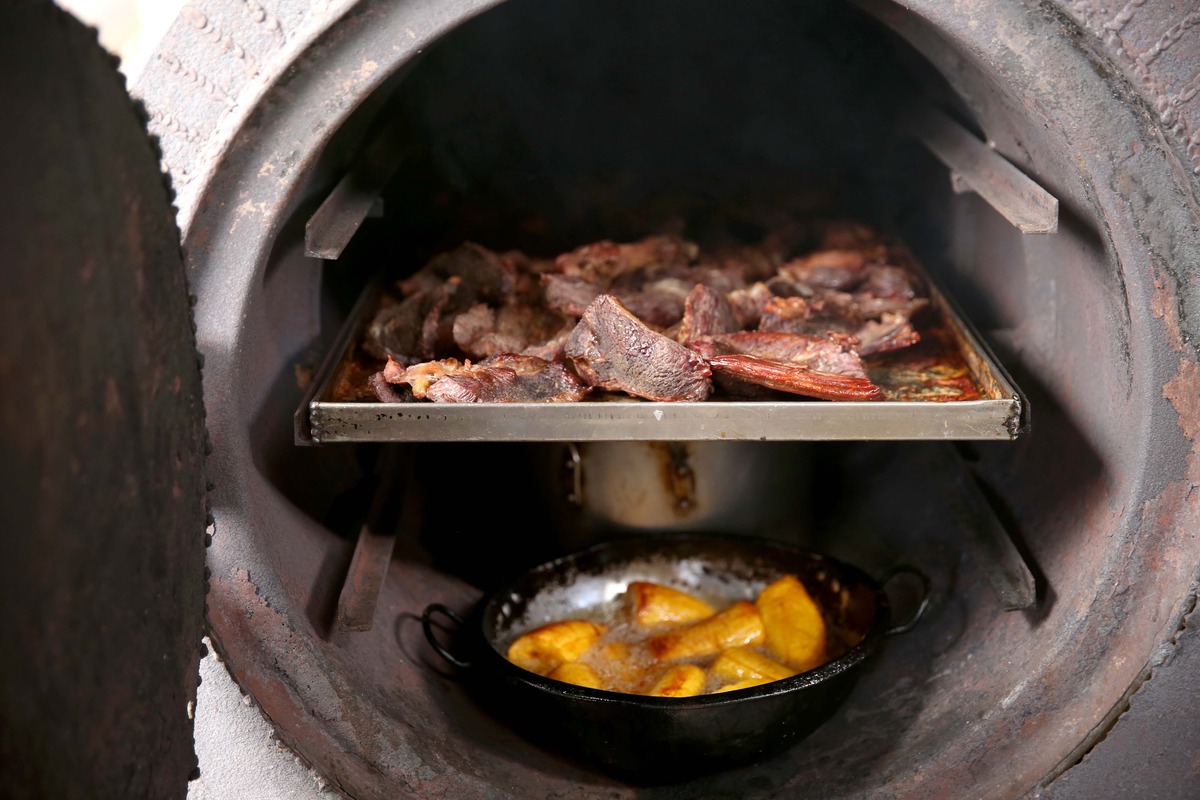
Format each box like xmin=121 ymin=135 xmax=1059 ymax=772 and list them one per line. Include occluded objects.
xmin=346 ymin=219 xmax=982 ymax=404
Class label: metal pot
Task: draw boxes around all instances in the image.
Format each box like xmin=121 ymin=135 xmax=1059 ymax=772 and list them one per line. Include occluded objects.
xmin=423 ymin=533 xmax=928 ymax=782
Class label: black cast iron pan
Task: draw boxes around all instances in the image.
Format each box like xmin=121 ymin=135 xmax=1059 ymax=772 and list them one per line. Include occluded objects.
xmin=423 ymin=533 xmax=929 ymax=783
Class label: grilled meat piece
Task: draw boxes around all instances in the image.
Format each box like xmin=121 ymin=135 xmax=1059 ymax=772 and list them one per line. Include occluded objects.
xmin=367 ymin=370 xmax=411 ymax=403
xmin=384 ymin=354 xmax=589 ymax=403
xmin=706 ymin=354 xmax=882 ymax=401
xmin=554 ymin=235 xmax=698 ymax=284
xmin=542 ymin=273 xmax=605 ymax=318
xmin=677 ymin=283 xmax=739 ymax=343
xmin=689 ymin=330 xmax=880 ymax=400
xmin=565 ymin=294 xmax=713 ymax=402
xmin=398 ymin=241 xmax=516 ymax=304
xmin=854 ymin=312 xmax=922 ymax=356
xmin=362 ymin=291 xmax=431 ymax=364
xmin=725 ymin=282 xmax=777 ymax=330
xmin=690 ymin=330 xmax=869 ymax=380
xmin=778 ymin=247 xmax=882 ymax=291
xmin=452 ymin=301 xmax=574 ymax=360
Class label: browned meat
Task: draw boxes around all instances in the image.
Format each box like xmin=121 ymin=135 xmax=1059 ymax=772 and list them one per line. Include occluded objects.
xmin=565 ymin=294 xmax=713 ymax=402
xmin=398 ymin=242 xmax=515 ymax=304
xmin=779 ymin=248 xmax=878 ymax=291
xmin=522 ymin=326 xmax=574 ymax=362
xmin=362 ymin=224 xmax=938 ymax=405
xmin=706 ymin=355 xmax=882 ymax=401
xmin=858 ymin=264 xmax=921 ymax=300
xmin=677 ymin=284 xmax=739 ymax=343
xmin=382 ymin=355 xmax=456 ymax=398
xmin=854 ymin=312 xmax=922 ymax=356
xmin=368 ymin=370 xmax=410 ymax=402
xmin=361 ymin=291 xmax=430 ymax=364
xmin=452 ymin=301 xmax=574 ymax=360
xmin=758 ymin=296 xmax=814 ymax=333
xmin=615 ymin=277 xmax=693 ymax=329
xmin=382 ymin=354 xmax=589 ymax=402
xmin=418 ymin=277 xmax=482 ymax=360
xmin=690 ymin=330 xmax=869 ymax=380
xmin=818 ymin=220 xmax=887 ymax=250
xmin=542 ymin=273 xmax=605 ymax=317
xmin=555 ymin=235 xmax=698 ymax=284
xmin=725 ymin=282 xmax=776 ymax=329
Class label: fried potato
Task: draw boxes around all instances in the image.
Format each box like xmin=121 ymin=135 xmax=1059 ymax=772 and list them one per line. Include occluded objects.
xmin=548 ymin=661 xmax=605 ymax=690
xmin=647 ymin=664 xmax=707 ymax=697
xmin=624 ymin=581 xmax=716 ymax=626
xmin=755 ymin=575 xmax=827 ymax=672
xmin=710 ymin=646 xmax=796 ymax=684
xmin=648 ymin=600 xmax=765 ymax=661
xmin=507 ymin=619 xmax=606 ymax=676
xmin=712 ymin=676 xmax=774 ymax=693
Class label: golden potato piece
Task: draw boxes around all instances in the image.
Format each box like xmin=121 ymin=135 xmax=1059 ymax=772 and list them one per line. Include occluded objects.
xmin=712 ymin=676 xmax=773 ymax=694
xmin=548 ymin=661 xmax=605 ymax=690
xmin=625 ymin=581 xmax=716 ymax=626
xmin=647 ymin=664 xmax=707 ymax=697
xmin=648 ymin=600 xmax=765 ymax=661
xmin=709 ymin=646 xmax=796 ymax=684
xmin=507 ymin=619 xmax=605 ymax=676
xmin=755 ymin=575 xmax=827 ymax=672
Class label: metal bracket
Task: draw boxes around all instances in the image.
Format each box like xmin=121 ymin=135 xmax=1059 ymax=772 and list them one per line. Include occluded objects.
xmin=909 ymin=106 xmax=1059 ymax=235
xmin=304 ymin=117 xmax=409 ymax=260
xmin=938 ymin=443 xmax=1038 ymax=611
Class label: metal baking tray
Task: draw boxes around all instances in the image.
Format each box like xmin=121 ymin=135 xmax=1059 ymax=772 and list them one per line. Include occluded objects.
xmin=297 ymin=272 xmax=1026 ymax=444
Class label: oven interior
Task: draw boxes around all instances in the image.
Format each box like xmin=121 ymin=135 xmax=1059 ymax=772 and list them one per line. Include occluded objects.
xmin=210 ymin=0 xmax=1173 ymax=796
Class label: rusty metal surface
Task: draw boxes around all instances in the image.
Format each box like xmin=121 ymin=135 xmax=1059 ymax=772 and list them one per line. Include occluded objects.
xmin=132 ymin=0 xmax=1200 ymax=799
xmin=0 ymin=3 xmax=208 ymax=798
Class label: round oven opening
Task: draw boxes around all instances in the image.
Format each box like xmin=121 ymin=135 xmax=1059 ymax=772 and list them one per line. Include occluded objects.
xmin=163 ymin=0 xmax=1200 ymax=798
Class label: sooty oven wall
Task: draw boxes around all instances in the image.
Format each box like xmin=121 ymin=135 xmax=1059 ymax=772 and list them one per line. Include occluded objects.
xmin=133 ymin=0 xmax=1200 ymax=798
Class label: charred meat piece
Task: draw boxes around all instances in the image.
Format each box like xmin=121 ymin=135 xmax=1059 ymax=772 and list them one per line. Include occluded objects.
xmin=367 ymin=370 xmax=411 ymax=403
xmin=565 ymin=294 xmax=713 ymax=402
xmin=452 ymin=301 xmax=574 ymax=360
xmin=362 ymin=292 xmax=429 ymax=364
xmin=419 ymin=277 xmax=482 ymax=360
xmin=398 ymin=242 xmax=516 ymax=304
xmin=707 ymin=354 xmax=882 ymax=401
xmin=690 ymin=330 xmax=880 ymax=401
xmin=554 ymin=235 xmax=698 ymax=284
xmin=521 ymin=326 xmax=575 ymax=363
xmin=854 ymin=312 xmax=922 ymax=356
xmin=542 ymin=273 xmax=605 ymax=318
xmin=725 ymin=282 xmax=777 ymax=330
xmin=381 ymin=355 xmax=455 ymax=398
xmin=858 ymin=264 xmax=921 ymax=301
xmin=690 ymin=330 xmax=870 ymax=380
xmin=778 ymin=248 xmax=880 ymax=292
xmin=384 ymin=354 xmax=590 ymax=403
xmin=757 ymin=296 xmax=814 ymax=333
xmin=677 ymin=283 xmax=740 ymax=343
xmin=614 ymin=277 xmax=693 ymax=329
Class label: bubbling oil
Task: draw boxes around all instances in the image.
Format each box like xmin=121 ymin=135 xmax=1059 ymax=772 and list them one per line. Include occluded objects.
xmin=504 ymin=577 xmax=863 ymax=697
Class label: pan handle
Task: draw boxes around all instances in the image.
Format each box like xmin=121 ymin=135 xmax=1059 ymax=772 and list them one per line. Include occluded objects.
xmin=878 ymin=564 xmax=932 ymax=635
xmin=421 ymin=603 xmax=473 ymax=669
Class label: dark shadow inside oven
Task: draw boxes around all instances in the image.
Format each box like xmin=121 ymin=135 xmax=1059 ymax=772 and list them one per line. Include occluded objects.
xmin=235 ymin=0 xmax=1139 ymax=796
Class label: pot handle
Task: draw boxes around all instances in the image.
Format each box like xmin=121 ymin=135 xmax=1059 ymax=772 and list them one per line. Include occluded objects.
xmin=879 ymin=564 xmax=932 ymax=635
xmin=421 ymin=603 xmax=473 ymax=669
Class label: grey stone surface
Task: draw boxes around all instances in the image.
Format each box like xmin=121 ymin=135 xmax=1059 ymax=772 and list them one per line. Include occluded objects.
xmin=189 ymin=639 xmax=332 ymax=800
